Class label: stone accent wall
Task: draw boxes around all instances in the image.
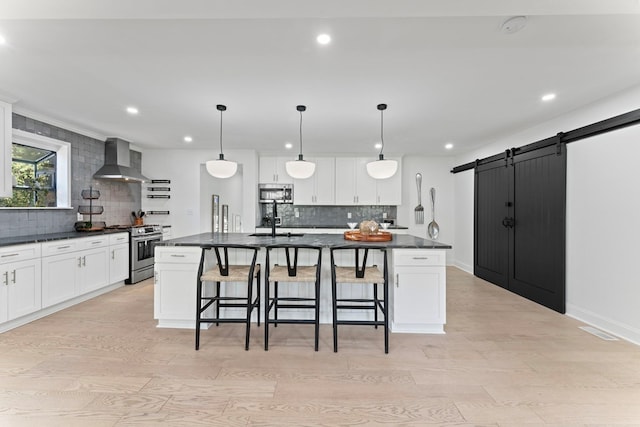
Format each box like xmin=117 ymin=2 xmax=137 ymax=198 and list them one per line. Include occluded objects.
xmin=0 ymin=114 xmax=141 ymax=238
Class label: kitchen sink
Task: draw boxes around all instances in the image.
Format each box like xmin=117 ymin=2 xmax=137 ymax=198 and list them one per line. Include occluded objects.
xmin=249 ymin=232 xmax=305 ymax=237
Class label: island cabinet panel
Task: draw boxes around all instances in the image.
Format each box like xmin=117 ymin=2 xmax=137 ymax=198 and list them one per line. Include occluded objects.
xmin=154 ymin=246 xmax=203 ymax=328
xmin=389 ymin=249 xmax=446 ymax=333
xmin=0 ymin=243 xmax=42 ymax=323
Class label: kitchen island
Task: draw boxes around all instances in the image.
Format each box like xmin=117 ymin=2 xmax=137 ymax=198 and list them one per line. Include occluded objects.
xmin=155 ymin=232 xmax=451 ymax=333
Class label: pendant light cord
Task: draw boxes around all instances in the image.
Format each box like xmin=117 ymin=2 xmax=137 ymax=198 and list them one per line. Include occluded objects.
xmin=299 ymin=109 xmax=303 ymax=156
xmin=219 ymin=108 xmax=224 ymax=155
xmin=379 ymin=107 xmax=385 ymax=157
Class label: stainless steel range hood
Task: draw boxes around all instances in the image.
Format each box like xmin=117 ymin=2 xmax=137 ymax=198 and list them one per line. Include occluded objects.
xmin=93 ymin=138 xmax=148 ymax=183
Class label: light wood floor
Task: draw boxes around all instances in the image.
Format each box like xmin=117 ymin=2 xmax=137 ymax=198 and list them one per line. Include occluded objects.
xmin=1 ymin=267 xmax=639 ymax=426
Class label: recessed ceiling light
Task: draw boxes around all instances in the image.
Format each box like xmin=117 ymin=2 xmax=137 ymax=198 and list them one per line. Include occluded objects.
xmin=541 ymin=93 xmax=556 ymax=102
xmin=374 ymin=142 xmax=382 ymax=150
xmin=126 ymin=106 xmax=139 ymax=115
xmin=285 ymin=142 xmax=293 ymax=149
xmin=183 ymin=136 xmax=193 ymax=143
xmin=316 ymin=34 xmax=331 ymax=45
xmin=445 ymin=143 xmax=454 ymax=150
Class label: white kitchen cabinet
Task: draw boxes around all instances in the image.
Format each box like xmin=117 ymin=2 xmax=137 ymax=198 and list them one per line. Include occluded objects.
xmin=0 ymin=243 xmax=42 ymax=323
xmin=390 ymin=249 xmax=446 ymax=333
xmin=259 ymin=157 xmax=293 ymax=184
xmin=335 ymin=157 xmax=402 ymax=205
xmin=293 ymin=157 xmax=335 ymax=205
xmin=41 ymin=236 xmax=109 ymax=307
xmin=0 ymin=100 xmax=12 ymax=197
xmin=154 ymin=246 xmax=202 ymax=328
xmin=108 ymin=233 xmax=129 ymax=283
xmin=335 ymin=157 xmax=377 ymax=205
xmin=374 ymin=157 xmax=402 ymax=205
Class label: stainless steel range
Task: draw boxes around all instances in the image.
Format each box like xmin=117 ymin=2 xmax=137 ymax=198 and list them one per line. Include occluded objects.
xmin=127 ymin=224 xmax=163 ymax=284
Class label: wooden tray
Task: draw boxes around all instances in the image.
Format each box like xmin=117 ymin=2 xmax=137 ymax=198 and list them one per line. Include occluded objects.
xmin=344 ymin=230 xmax=392 ymax=242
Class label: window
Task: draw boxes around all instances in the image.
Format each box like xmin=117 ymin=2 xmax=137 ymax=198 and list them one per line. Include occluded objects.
xmin=0 ymin=130 xmax=71 ymax=208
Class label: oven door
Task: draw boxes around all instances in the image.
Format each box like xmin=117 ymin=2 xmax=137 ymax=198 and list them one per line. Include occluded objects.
xmin=131 ymin=233 xmax=162 ymax=271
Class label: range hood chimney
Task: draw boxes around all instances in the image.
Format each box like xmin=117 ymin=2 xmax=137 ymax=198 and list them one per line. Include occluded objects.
xmin=93 ymin=138 xmax=148 ymax=183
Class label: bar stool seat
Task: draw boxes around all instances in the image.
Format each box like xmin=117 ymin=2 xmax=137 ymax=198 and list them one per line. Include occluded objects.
xmin=195 ymin=245 xmax=261 ymax=351
xmin=264 ymin=244 xmax=322 ymax=351
xmin=330 ymin=246 xmax=389 ymax=353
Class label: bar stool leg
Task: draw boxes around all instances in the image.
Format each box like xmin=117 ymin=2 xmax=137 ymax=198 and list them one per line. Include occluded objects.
xmin=331 ymin=251 xmax=338 ymax=353
xmin=264 ymin=275 xmax=270 ymax=351
xmin=273 ymin=281 xmax=279 ymax=327
xmin=244 ymin=274 xmax=253 ymax=351
xmin=256 ymin=269 xmax=261 ymax=327
xmin=373 ymin=282 xmax=379 ymax=329
xmin=195 ymin=277 xmax=202 ymax=350
xmin=215 ymin=282 xmax=221 ymax=326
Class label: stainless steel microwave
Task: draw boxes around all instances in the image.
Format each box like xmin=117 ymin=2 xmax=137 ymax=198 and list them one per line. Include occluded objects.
xmin=259 ymin=183 xmax=293 ymax=203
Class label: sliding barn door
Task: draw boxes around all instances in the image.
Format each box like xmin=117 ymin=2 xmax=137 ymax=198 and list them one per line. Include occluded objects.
xmin=475 ymin=144 xmax=566 ymax=313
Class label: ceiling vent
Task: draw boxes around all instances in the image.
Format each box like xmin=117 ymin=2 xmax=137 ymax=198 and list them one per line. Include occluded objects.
xmin=501 ymin=16 xmax=527 ymax=34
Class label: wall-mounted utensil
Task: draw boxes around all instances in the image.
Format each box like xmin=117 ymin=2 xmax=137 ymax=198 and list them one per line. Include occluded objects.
xmin=414 ymin=173 xmax=424 ymax=224
xmin=427 ymin=187 xmax=440 ymax=240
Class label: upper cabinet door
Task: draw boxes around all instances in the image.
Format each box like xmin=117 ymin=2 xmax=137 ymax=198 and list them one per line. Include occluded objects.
xmin=312 ymin=157 xmax=335 ymax=205
xmin=0 ymin=100 xmax=12 ymax=197
xmin=335 ymin=158 xmax=357 ymax=205
xmin=375 ymin=156 xmax=402 ymax=205
xmin=259 ymin=157 xmax=293 ymax=184
xmin=354 ymin=157 xmax=377 ymax=205
xmin=293 ymin=157 xmax=335 ymax=205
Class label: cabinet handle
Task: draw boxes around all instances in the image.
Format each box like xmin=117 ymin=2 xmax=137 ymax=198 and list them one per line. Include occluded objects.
xmin=11 ymin=270 xmax=16 ymax=284
xmin=413 ymin=257 xmax=429 ymax=260
xmin=58 ymin=245 xmax=71 ymax=250
xmin=78 ymin=257 xmax=82 ymax=267
xmin=170 ymin=254 xmax=186 ymax=258
xmin=112 ymin=250 xmax=115 ymax=260
xmin=3 ymin=271 xmax=7 ymax=286
xmin=91 ymin=241 xmax=102 ymax=245
xmin=1 ymin=253 xmax=19 ymax=258
xmin=396 ymin=273 xmax=399 ymax=288
xmin=82 ymin=256 xmax=86 ymax=266
xmin=154 ymin=272 xmax=158 ymax=284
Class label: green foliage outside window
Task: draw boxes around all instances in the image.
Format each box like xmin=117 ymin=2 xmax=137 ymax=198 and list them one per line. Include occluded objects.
xmin=0 ymin=143 xmax=57 ymax=207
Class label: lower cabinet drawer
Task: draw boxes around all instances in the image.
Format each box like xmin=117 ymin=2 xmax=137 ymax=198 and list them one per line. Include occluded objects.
xmin=393 ymin=249 xmax=445 ymax=266
xmin=155 ymin=246 xmax=202 ymax=264
xmin=0 ymin=243 xmax=41 ymax=264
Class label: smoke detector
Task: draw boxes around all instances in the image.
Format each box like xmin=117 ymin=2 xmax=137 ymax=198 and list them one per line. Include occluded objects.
xmin=501 ymin=16 xmax=527 ymax=34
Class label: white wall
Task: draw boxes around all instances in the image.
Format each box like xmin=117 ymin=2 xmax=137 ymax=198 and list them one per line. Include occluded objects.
xmin=398 ymin=155 xmax=456 ymax=263
xmin=141 ymin=148 xmax=258 ymax=238
xmin=453 ymin=83 xmax=640 ymax=344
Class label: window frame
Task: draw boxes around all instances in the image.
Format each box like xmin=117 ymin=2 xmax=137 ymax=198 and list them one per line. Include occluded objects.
xmin=0 ymin=129 xmax=71 ymax=209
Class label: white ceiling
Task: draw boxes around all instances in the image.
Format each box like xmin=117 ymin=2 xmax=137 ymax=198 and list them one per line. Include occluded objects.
xmin=1 ymin=0 xmax=639 ymax=157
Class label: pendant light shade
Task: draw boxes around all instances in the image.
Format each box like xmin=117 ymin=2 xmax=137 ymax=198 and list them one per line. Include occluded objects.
xmin=366 ymin=103 xmax=398 ymax=180
xmin=285 ymin=105 xmax=316 ymax=179
xmin=206 ymin=104 xmax=238 ymax=179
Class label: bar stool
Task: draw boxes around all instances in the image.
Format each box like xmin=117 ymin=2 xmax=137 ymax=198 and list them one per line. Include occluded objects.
xmin=330 ymin=245 xmax=389 ymax=353
xmin=195 ymin=245 xmax=261 ymax=351
xmin=264 ymin=244 xmax=322 ymax=351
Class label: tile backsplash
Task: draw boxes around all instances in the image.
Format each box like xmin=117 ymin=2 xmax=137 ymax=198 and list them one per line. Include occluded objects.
xmin=0 ymin=114 xmax=141 ymax=238
xmin=259 ymin=204 xmax=398 ymax=228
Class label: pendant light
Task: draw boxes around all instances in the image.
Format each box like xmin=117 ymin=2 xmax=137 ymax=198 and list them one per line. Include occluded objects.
xmin=206 ymin=104 xmax=238 ymax=179
xmin=366 ymin=103 xmax=398 ymax=179
xmin=285 ymin=105 xmax=316 ymax=179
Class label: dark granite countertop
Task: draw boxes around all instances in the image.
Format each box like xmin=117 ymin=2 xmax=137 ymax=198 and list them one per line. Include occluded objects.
xmin=158 ymin=232 xmax=451 ymax=250
xmin=0 ymin=229 xmax=129 ymax=248
xmin=256 ymin=224 xmax=410 ymax=230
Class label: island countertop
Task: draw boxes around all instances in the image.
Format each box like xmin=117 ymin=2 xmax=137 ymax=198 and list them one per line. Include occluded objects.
xmin=158 ymin=232 xmax=451 ymax=249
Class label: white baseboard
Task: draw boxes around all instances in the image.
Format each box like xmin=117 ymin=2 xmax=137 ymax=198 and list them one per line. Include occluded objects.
xmin=453 ymin=260 xmax=473 ymax=274
xmin=566 ymin=303 xmax=640 ymax=346
xmin=0 ymin=282 xmax=124 ymax=334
